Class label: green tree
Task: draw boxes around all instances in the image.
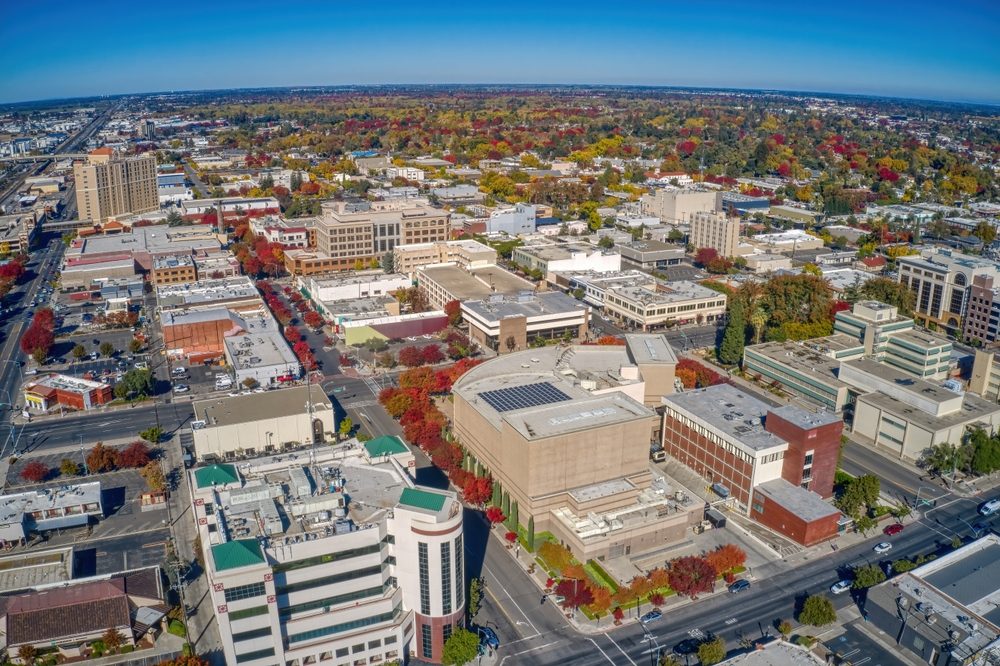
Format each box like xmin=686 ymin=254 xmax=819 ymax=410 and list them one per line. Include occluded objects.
xmin=72 ymin=343 xmax=87 ymax=360
xmin=100 ymin=341 xmax=115 ymax=358
xmin=114 ymin=368 xmax=155 ymax=400
xmin=441 ymin=628 xmax=480 ymax=666
xmin=507 ymin=500 xmax=519 ymax=532
xmin=856 ymin=277 xmax=915 ymax=315
xmin=467 ymin=577 xmax=483 ymax=619
xmin=339 ymin=417 xmax=354 ymax=439
xmin=696 ymin=636 xmax=727 ymax=666
xmin=598 ymin=235 xmax=615 ymax=249
xmin=798 ymin=595 xmax=837 ymax=626
xmin=60 ymin=458 xmax=79 ymax=476
xmin=526 ymin=515 xmax=535 ymax=551
xmin=381 ymin=251 xmax=395 ymax=273
xmin=32 ymin=347 xmax=47 ymax=365
xmin=718 ymin=298 xmax=746 ymax=365
xmin=166 ymin=210 xmax=184 ymax=226
xmin=491 ymin=480 xmax=501 ymax=508
xmin=855 ymin=515 xmax=876 ymax=535
xmin=129 ymin=338 xmax=144 ymax=354
xmin=975 ymin=220 xmax=997 ymax=245
xmin=891 ymin=558 xmax=917 ymax=573
xmin=139 ymin=426 xmax=163 ymax=444
xmin=970 ymin=431 xmax=1000 ymax=475
xmin=852 ymin=564 xmax=887 ymax=589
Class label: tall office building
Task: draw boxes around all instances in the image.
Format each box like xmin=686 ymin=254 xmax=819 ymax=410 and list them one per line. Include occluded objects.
xmin=192 ymin=445 xmax=465 ymax=666
xmin=639 ymin=188 xmax=717 ymax=224
xmin=73 ymin=147 xmax=158 ymax=223
xmin=689 ymin=210 xmax=740 ymax=258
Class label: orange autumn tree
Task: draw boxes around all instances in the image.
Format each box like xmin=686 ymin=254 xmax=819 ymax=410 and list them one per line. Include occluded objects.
xmin=705 ymin=544 xmax=747 ymax=577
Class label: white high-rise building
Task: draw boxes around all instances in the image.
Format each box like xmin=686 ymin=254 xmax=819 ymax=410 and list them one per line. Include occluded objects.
xmin=190 ymin=440 xmax=464 ymax=666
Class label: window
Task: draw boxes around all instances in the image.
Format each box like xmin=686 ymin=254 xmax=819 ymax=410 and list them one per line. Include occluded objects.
xmin=286 ymin=606 xmax=401 ymax=644
xmin=441 ymin=542 xmax=452 ymax=615
xmin=235 ymin=648 xmax=276 ymax=663
xmin=421 ymin=625 xmax=433 ymax=659
xmin=279 ymin=585 xmax=386 ymax=618
xmin=272 ymin=543 xmax=382 ymax=574
xmin=443 ymin=624 xmax=453 ymax=644
xmin=229 ymin=605 xmax=269 ymax=621
xmin=232 ymin=627 xmax=272 ymax=643
xmin=368 ymin=640 xmax=381 ymax=650
xmin=336 ymin=648 xmax=349 ymax=658
xmin=277 ymin=564 xmax=383 ymax=595
xmin=225 ymin=582 xmax=266 ymax=603
xmin=454 ymin=535 xmax=464 ymax=608
xmin=418 ymin=543 xmax=430 ymax=614
xmin=352 ymin=644 xmax=365 ymax=654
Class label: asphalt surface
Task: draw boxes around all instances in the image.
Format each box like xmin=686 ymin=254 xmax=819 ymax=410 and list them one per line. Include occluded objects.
xmin=17 ymin=401 xmax=195 ymax=452
xmin=472 ymin=492 xmax=998 ymax=665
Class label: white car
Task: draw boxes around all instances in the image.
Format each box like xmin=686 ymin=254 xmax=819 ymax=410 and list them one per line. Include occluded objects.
xmin=873 ymin=542 xmax=893 ymax=555
xmin=830 ymin=580 xmax=852 ymax=595
xmin=172 ymin=384 xmax=190 ymax=393
xmin=980 ymin=498 xmax=1000 ymax=516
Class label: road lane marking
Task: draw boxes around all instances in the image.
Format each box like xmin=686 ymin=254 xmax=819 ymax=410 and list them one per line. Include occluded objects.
xmin=585 ymin=637 xmax=618 ymax=665
xmin=497 ymin=640 xmax=561 ymax=664
xmin=483 ymin=564 xmax=539 ymax=635
xmin=602 ymin=633 xmax=638 ymax=666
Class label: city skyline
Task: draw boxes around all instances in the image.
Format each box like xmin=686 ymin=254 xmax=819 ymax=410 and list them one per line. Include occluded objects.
xmin=1 ymin=0 xmax=998 ymax=105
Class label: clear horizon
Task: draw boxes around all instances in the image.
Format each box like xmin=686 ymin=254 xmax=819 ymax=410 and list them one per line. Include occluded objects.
xmin=1 ymin=0 xmax=998 ymax=106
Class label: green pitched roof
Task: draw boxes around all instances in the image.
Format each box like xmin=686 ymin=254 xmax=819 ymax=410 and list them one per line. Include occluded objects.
xmin=364 ymin=435 xmax=409 ymax=458
xmin=194 ymin=464 xmax=240 ymax=489
xmin=399 ymin=488 xmax=447 ymax=513
xmin=211 ymin=539 xmax=265 ymax=572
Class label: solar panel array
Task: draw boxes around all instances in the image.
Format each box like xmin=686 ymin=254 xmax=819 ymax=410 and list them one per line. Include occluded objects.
xmin=478 ymin=382 xmax=571 ymax=413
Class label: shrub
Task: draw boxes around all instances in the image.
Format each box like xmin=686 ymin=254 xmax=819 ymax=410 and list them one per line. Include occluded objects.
xmin=168 ymin=619 xmax=186 ymax=638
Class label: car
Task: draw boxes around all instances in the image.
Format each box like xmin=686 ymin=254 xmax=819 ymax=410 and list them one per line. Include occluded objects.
xmin=228 ymin=392 xmax=240 ymax=397
xmin=972 ymin=522 xmax=990 ymax=536
xmin=673 ymin=639 xmax=702 ymax=656
xmin=728 ymin=579 xmax=751 ymax=593
xmin=474 ymin=626 xmax=499 ymax=650
xmin=171 ymin=367 xmax=187 ymax=376
xmin=639 ymin=610 xmax=663 ymax=624
xmin=830 ymin=580 xmax=853 ymax=595
xmin=253 ymin=387 xmax=266 ymax=393
xmin=134 ymin=361 xmax=148 ymax=370
xmin=980 ymin=498 xmax=1000 ymax=516
xmin=883 ymin=523 xmax=905 ymax=536
xmin=172 ymin=384 xmax=190 ymax=393
xmin=873 ymin=542 xmax=893 ymax=554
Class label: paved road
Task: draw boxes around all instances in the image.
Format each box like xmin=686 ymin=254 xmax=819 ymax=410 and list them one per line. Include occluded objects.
xmin=17 ymin=402 xmax=195 ymax=452
xmin=477 ymin=493 xmax=997 ymax=665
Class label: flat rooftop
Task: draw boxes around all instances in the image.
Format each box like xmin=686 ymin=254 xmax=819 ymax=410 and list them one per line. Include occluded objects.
xmin=76 ymin=225 xmax=221 ymax=256
xmin=156 ymin=276 xmax=260 ymax=309
xmin=462 ymin=291 xmax=586 ymax=322
xmin=508 ymin=392 xmax=655 ymax=440
xmin=856 ymin=389 xmax=1000 ymax=433
xmin=310 ymin=272 xmax=409 ymax=289
xmin=515 ymin=241 xmax=604 ymax=261
xmin=419 ymin=264 xmax=532 ymax=301
xmin=888 ymin=328 xmax=952 ymax=350
xmin=624 ymin=334 xmax=679 ymax=365
xmin=0 ymin=547 xmax=73 ymax=593
xmin=744 ymin=337 xmax=857 ymax=389
xmin=223 ymin=313 xmax=300 ymax=372
xmin=843 ymin=359 xmax=956 ymax=404
xmin=193 ymin=386 xmax=333 ymax=429
xmin=769 ymin=404 xmax=841 ymax=430
xmin=755 ymin=479 xmax=840 ymax=522
xmin=663 ymin=384 xmax=788 ymax=453
xmin=611 ymin=280 xmax=720 ymax=305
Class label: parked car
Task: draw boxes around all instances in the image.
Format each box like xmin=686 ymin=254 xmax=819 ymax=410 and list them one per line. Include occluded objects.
xmin=830 ymin=580 xmax=852 ymax=595
xmin=639 ymin=610 xmax=663 ymax=624
xmin=727 ymin=579 xmax=750 ymax=594
xmin=172 ymin=384 xmax=190 ymax=393
xmin=883 ymin=523 xmax=905 ymax=536
xmin=673 ymin=638 xmax=702 ymax=655
xmin=474 ymin=625 xmax=499 ymax=650
xmin=873 ymin=542 xmax=893 ymax=554
xmin=171 ymin=367 xmax=187 ymax=376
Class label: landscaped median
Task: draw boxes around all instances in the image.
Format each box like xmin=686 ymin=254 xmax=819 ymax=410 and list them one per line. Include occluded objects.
xmin=528 ymin=539 xmax=749 ymax=624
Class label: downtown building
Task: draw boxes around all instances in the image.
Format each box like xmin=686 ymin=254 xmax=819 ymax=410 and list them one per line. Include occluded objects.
xmin=73 ymin=147 xmax=158 ymax=223
xmin=897 ymin=248 xmax=1000 ymax=337
xmin=190 ymin=445 xmax=464 ymax=666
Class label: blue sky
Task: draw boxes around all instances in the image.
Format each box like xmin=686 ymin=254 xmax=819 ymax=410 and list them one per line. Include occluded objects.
xmin=1 ymin=0 xmax=998 ymax=104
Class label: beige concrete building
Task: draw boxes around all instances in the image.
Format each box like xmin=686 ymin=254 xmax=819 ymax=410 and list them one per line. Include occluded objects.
xmin=303 ymin=200 xmax=451 ymax=275
xmin=451 ymin=338 xmax=695 ymax=561
xmin=602 ymin=279 xmax=728 ymax=330
xmin=462 ymin=291 xmax=589 ymax=353
xmin=393 ymin=239 xmax=497 ymax=276
xmin=639 ymin=188 xmax=717 ymax=224
xmin=191 ymin=386 xmax=335 ymax=461
xmin=416 ymin=264 xmax=534 ymax=310
xmin=73 ymin=148 xmax=158 ymax=223
xmin=690 ymin=210 xmax=740 ymax=258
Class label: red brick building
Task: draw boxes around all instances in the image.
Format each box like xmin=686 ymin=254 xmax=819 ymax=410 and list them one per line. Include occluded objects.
xmin=661 ymin=384 xmax=843 ymax=546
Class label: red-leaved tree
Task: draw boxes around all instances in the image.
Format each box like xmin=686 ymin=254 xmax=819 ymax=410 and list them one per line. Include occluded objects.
xmin=20 ymin=461 xmax=49 ymax=483
xmin=554 ymin=579 xmax=594 ymax=613
xmin=485 ymin=506 xmax=505 ymax=526
xmin=117 ymin=441 xmax=152 ymax=469
xmin=398 ymin=346 xmax=425 ymax=367
xmin=667 ymin=555 xmax=717 ymax=600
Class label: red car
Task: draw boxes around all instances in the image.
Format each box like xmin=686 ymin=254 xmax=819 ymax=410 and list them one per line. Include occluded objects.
xmin=883 ymin=523 xmax=904 ymax=536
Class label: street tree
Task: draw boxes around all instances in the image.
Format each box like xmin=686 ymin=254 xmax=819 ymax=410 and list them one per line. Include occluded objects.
xmin=667 ymin=555 xmax=716 ymax=599
xmin=697 ymin=636 xmax=727 ymax=665
xmin=718 ymin=298 xmax=745 ymax=365
xmin=20 ymin=461 xmax=49 ymax=483
xmin=852 ymin=564 xmax=886 ymax=589
xmin=798 ymin=595 xmax=837 ymax=626
xmin=100 ymin=341 xmax=115 ymax=358
xmin=86 ymin=442 xmax=119 ymax=473
xmin=441 ymin=628 xmax=480 ymax=666
xmin=554 ymin=578 xmax=594 ymax=614
xmin=339 ymin=417 xmax=354 ymax=440
xmin=59 ymin=458 xmax=79 ymax=476
xmin=140 ymin=461 xmax=167 ymax=491
xmin=72 ymin=343 xmax=87 ymax=360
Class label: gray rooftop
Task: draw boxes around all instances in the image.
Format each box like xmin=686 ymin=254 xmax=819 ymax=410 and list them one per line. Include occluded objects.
xmin=77 ymin=224 xmax=221 ymax=256
xmin=662 ymin=384 xmax=788 ymax=453
xmin=755 ymin=479 xmax=841 ymax=522
xmin=194 ymin=386 xmax=333 ymax=429
xmin=769 ymin=404 xmax=841 ymax=430
xmin=156 ymin=276 xmax=260 ymax=310
xmin=462 ymin=291 xmax=587 ymax=322
xmin=624 ymin=334 xmax=678 ymax=365
xmin=856 ymin=389 xmax=1000 ymax=432
xmin=419 ymin=264 xmax=532 ymax=301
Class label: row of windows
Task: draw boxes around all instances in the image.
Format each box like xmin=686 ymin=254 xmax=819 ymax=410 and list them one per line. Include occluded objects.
xmin=441 ymin=542 xmax=452 ymax=616
xmin=454 ymin=534 xmax=464 ymax=608
xmin=235 ymin=647 xmax=275 ymax=664
xmin=418 ymin=542 xmax=431 ymax=615
xmin=666 ymin=412 xmax=755 ymax=463
xmin=421 ymin=624 xmax=433 ymax=659
xmin=232 ymin=626 xmax=272 ymax=643
xmin=286 ymin=605 xmax=400 ymax=645
xmin=279 ymin=584 xmax=386 ymax=618
xmin=277 ymin=563 xmax=383 ymax=595
xmin=225 ymin=582 xmax=266 ymax=603
xmin=272 ymin=543 xmax=383 ymax=574
xmin=333 ymin=635 xmax=399 ymax=659
xmin=229 ymin=605 xmax=269 ymax=621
